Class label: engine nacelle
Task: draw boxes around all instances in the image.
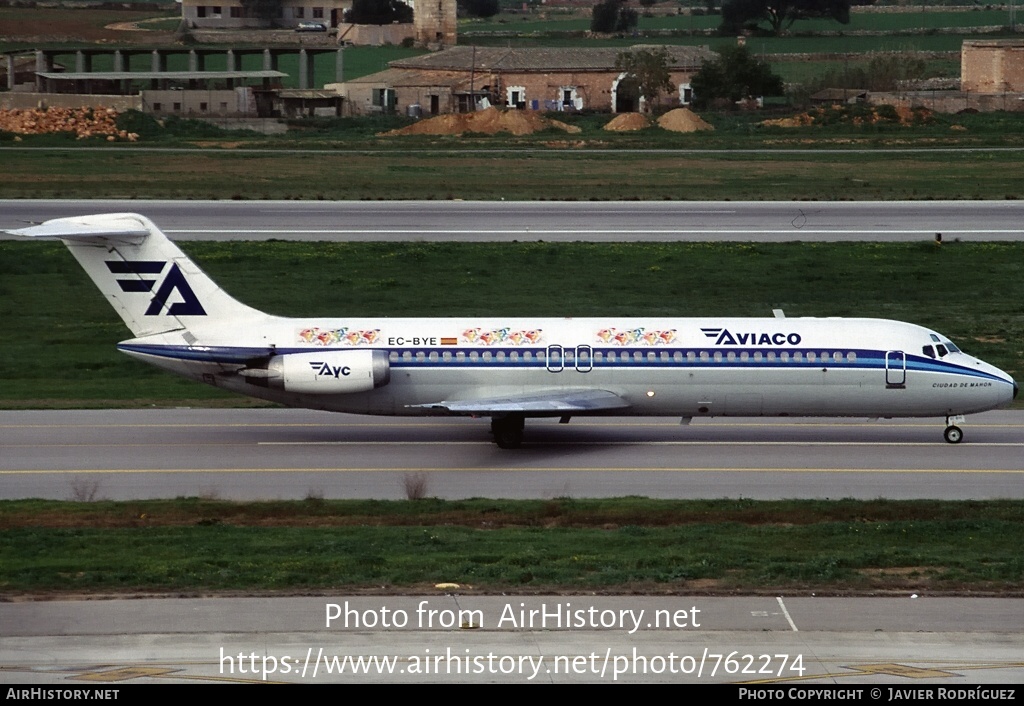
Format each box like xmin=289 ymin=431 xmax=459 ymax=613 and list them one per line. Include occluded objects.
xmin=263 ymin=350 xmax=390 ymax=395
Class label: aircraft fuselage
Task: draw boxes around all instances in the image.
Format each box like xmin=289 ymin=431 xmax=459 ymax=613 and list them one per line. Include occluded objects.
xmin=118 ymin=315 xmax=1016 ymax=421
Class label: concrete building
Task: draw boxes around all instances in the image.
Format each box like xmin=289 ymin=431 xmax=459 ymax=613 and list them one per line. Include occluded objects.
xmin=181 ymin=0 xmax=351 ymax=29
xmin=179 ymin=0 xmax=452 ymax=49
xmin=961 ymin=39 xmax=1024 ymax=93
xmin=332 ymin=45 xmax=713 ymax=117
xmin=1 ymin=47 xmax=343 ymax=119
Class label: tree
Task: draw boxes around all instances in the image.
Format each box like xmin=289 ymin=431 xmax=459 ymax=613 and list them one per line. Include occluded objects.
xmin=689 ymin=45 xmax=784 ymax=108
xmin=458 ymin=0 xmax=501 ymax=18
xmin=615 ymin=47 xmax=676 ymax=109
xmin=719 ymin=0 xmax=850 ymax=35
xmin=346 ymin=0 xmax=413 ymax=25
xmin=591 ymin=0 xmax=639 ymax=33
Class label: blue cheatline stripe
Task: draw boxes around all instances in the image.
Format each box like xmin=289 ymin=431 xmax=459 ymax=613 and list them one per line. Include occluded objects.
xmin=117 ymin=343 xmax=273 ymax=363
xmin=115 ymin=343 xmax=1012 ymax=385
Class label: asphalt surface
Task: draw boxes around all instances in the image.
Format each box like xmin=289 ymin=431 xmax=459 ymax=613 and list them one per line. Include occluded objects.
xmin=3 ymin=199 xmax=1024 ymax=241
xmin=3 ymin=595 xmax=1022 ymax=684
xmin=3 ymin=409 xmax=1023 ymax=500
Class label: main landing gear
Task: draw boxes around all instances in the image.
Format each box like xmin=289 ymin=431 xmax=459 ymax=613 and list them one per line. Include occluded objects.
xmin=944 ymin=415 xmax=966 ymax=444
xmin=491 ymin=414 xmax=525 ymax=449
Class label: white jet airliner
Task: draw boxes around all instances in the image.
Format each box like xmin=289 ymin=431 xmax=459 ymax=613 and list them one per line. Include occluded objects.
xmin=9 ymin=213 xmax=1018 ymax=448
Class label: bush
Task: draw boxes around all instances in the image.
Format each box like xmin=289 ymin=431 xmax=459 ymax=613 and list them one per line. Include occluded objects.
xmin=115 ymin=110 xmax=163 ymax=140
xmin=115 ymin=111 xmax=229 ymax=140
xmin=690 ymin=45 xmax=784 ymax=109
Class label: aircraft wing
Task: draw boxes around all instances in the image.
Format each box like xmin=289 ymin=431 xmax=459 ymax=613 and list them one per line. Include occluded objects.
xmin=409 ymin=388 xmax=631 ymax=415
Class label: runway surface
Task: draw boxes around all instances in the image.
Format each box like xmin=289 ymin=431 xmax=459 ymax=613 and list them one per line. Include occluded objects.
xmin=3 ymin=199 xmax=1024 ymax=241
xmin=3 ymin=409 xmax=1023 ymax=500
xmin=3 ymin=595 xmax=1022 ymax=684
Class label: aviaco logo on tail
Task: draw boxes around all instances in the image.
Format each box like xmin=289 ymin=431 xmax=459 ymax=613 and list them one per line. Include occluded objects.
xmin=106 ymin=261 xmax=206 ymax=316
xmin=309 ymin=361 xmax=352 ymax=378
xmin=701 ymin=327 xmax=802 ymax=346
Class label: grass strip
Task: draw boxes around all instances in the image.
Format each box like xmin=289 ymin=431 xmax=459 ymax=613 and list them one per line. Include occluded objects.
xmin=2 ymin=498 xmax=1021 ymax=594
xmin=5 ymin=148 xmax=1024 ymax=201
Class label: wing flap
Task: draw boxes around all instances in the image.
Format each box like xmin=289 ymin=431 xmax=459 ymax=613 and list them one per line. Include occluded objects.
xmin=410 ymin=388 xmax=630 ymax=415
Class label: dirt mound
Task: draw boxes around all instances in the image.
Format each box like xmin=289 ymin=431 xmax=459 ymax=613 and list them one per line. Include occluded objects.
xmin=657 ymin=108 xmax=713 ymax=133
xmin=0 ymin=107 xmax=138 ymax=141
xmin=381 ymin=107 xmax=581 ymax=136
xmin=762 ymin=114 xmax=815 ymax=128
xmin=603 ymin=112 xmax=650 ymax=131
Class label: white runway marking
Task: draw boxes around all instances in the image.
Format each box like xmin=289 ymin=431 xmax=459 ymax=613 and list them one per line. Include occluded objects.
xmin=777 ymin=597 xmax=799 ymax=632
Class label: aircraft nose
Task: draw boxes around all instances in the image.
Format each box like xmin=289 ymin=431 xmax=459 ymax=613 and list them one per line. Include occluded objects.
xmin=1015 ymin=380 xmax=1020 ymax=400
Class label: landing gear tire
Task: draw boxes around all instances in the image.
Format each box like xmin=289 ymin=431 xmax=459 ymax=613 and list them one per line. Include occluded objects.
xmin=491 ymin=415 xmax=525 ymax=449
xmin=944 ymin=425 xmax=963 ymax=444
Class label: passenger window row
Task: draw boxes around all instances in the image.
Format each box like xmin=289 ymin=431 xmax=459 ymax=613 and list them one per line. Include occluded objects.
xmin=385 ymin=349 xmax=860 ymax=364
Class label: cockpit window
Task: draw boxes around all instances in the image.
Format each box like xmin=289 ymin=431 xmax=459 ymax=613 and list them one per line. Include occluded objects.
xmin=922 ymin=345 xmax=935 ymax=359
xmin=928 ymin=332 xmax=962 ymax=356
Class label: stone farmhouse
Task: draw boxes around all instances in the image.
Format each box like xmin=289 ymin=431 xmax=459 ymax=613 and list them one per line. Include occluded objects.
xmin=331 ymin=45 xmax=714 ymax=117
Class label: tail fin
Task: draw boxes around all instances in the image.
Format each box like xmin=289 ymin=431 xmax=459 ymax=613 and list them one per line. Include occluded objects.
xmin=7 ymin=213 xmax=264 ymax=338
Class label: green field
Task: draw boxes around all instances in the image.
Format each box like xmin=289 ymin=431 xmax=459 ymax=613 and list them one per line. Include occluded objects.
xmin=1 ymin=239 xmax=1021 ymax=406
xmin=461 ymin=8 xmax=1011 ymax=35
xmin=2 ymin=498 xmax=1022 ymax=594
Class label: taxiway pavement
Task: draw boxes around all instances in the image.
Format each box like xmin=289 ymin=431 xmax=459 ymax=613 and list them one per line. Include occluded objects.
xmin=3 ymin=595 xmax=1022 ymax=684
xmin=3 ymin=199 xmax=1024 ymax=242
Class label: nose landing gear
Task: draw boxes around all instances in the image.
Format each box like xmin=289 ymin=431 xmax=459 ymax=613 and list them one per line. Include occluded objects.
xmin=944 ymin=415 xmax=966 ymax=444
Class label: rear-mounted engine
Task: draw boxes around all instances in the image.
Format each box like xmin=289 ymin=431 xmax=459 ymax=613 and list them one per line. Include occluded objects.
xmin=239 ymin=350 xmax=390 ymax=394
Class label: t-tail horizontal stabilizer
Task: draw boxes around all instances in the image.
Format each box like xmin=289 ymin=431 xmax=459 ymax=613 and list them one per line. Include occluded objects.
xmin=7 ymin=215 xmax=151 ymax=243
